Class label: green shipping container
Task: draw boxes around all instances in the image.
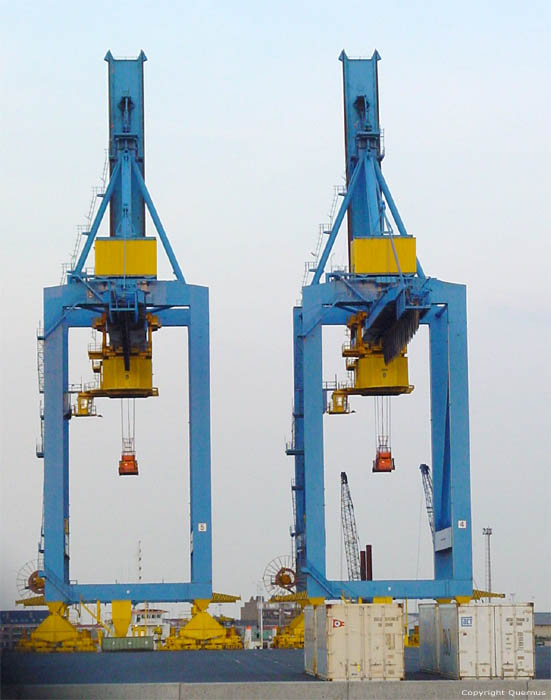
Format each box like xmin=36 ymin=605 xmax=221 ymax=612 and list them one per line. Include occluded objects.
xmin=102 ymin=636 xmax=154 ymax=652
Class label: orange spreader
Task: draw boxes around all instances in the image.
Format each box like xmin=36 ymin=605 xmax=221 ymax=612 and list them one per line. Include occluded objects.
xmin=372 ymin=450 xmax=395 ymax=473
xmin=119 ymin=453 xmax=139 ymax=476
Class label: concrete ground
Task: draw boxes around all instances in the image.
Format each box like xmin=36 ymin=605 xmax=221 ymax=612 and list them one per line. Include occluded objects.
xmin=2 ymin=647 xmax=550 ymax=684
xmin=2 ymin=647 xmax=550 ymax=699
xmin=2 ymin=679 xmax=550 ymax=700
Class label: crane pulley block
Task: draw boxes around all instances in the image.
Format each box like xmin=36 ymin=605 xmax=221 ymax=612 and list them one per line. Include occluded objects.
xmin=350 ymin=349 xmax=412 ymax=396
xmin=342 ymin=312 xmax=414 ymax=396
xmin=100 ymin=356 xmax=156 ymax=397
xmin=86 ymin=312 xmax=160 ymax=398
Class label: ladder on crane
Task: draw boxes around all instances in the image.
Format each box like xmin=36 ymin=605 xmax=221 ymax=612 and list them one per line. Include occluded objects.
xmin=36 ymin=327 xmax=44 ymax=458
xmin=340 ymin=472 xmax=361 ymax=581
xmin=302 ymin=185 xmax=346 ymax=287
xmin=290 ymin=478 xmax=297 ymax=562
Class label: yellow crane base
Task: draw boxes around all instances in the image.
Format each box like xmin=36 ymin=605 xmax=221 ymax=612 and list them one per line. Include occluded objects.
xmin=271 ymin=614 xmax=304 ymax=649
xmin=159 ymin=597 xmax=243 ymax=651
xmin=404 ymin=627 xmax=420 ymax=647
xmin=17 ymin=602 xmax=97 ymax=653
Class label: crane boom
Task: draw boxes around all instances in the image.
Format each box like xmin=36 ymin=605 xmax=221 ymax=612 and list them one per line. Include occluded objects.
xmin=340 ymin=472 xmax=361 ymax=580
xmin=420 ymin=465 xmax=504 ymax=601
xmin=419 ymin=464 xmax=435 ymax=544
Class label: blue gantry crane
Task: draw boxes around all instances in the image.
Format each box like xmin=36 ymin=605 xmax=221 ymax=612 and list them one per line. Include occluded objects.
xmin=38 ymin=52 xmax=213 ymax=606
xmin=288 ymin=51 xmax=473 ymax=601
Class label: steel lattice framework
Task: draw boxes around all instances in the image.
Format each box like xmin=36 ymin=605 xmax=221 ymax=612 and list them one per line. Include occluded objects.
xmin=340 ymin=472 xmax=361 ymax=581
xmin=420 ymin=464 xmax=435 ymax=545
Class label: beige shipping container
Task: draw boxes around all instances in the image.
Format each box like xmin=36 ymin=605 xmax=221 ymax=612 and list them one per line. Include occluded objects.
xmin=304 ymin=602 xmax=404 ymax=681
xmin=419 ymin=603 xmax=535 ymax=679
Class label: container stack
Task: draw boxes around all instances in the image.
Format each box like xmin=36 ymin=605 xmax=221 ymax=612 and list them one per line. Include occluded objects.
xmin=419 ymin=603 xmax=535 ymax=679
xmin=304 ymin=602 xmax=404 ymax=681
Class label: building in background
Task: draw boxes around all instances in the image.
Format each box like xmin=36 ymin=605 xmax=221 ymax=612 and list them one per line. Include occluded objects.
xmin=0 ymin=610 xmax=49 ymax=650
xmin=238 ymin=597 xmax=300 ymax=647
xmin=535 ymin=613 xmax=551 ymax=645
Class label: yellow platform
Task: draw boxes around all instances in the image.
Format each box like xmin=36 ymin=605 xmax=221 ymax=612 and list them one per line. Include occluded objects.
xmin=73 ymin=392 xmax=95 ymax=417
xmin=328 ymin=389 xmax=350 ymax=414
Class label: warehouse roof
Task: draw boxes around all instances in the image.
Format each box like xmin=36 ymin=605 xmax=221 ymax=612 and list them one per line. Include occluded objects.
xmin=535 ymin=612 xmax=551 ymax=626
xmin=0 ymin=610 xmax=49 ymax=625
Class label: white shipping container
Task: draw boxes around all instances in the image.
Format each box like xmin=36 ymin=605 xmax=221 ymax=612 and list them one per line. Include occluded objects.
xmin=304 ymin=602 xmax=404 ymax=681
xmin=419 ymin=602 xmax=439 ymax=673
xmin=304 ymin=606 xmax=316 ymax=676
xmin=419 ymin=603 xmax=535 ymax=679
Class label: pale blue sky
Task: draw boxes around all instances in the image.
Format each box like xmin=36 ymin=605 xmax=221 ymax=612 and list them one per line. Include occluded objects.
xmin=1 ymin=0 xmax=550 ymax=614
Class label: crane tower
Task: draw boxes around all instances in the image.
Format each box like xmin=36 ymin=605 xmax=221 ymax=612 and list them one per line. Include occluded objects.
xmin=288 ymin=51 xmax=473 ymax=601
xmin=38 ymin=52 xmax=213 ymax=606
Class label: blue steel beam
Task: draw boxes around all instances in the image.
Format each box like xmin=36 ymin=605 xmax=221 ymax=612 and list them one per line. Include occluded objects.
xmin=72 ymin=160 xmax=121 ymax=276
xmin=301 ymin=320 xmax=327 ymax=599
xmin=291 ymin=307 xmax=306 ymax=585
xmin=438 ymin=281 xmax=472 ymax=582
xmin=42 ymin=281 xmax=197 ymax=330
xmin=52 ymin=305 xmax=191 ymax=329
xmin=42 ymin=320 xmax=69 ymax=598
xmin=373 ymin=159 xmax=408 ymax=238
xmin=118 ymin=150 xmax=134 ymax=237
xmin=187 ymin=286 xmax=212 ymax=584
xmin=311 ymin=154 xmax=366 ymax=285
xmin=131 ymin=158 xmax=186 ymax=282
xmin=105 ymin=51 xmax=147 ymax=238
xmin=301 ymin=576 xmax=472 ymax=601
xmin=70 ymin=582 xmax=212 ymax=604
xmin=373 ymin=159 xmax=426 ymax=279
xmin=40 ymin=572 xmax=212 ymax=605
xmin=339 ymin=50 xmax=382 ymax=244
